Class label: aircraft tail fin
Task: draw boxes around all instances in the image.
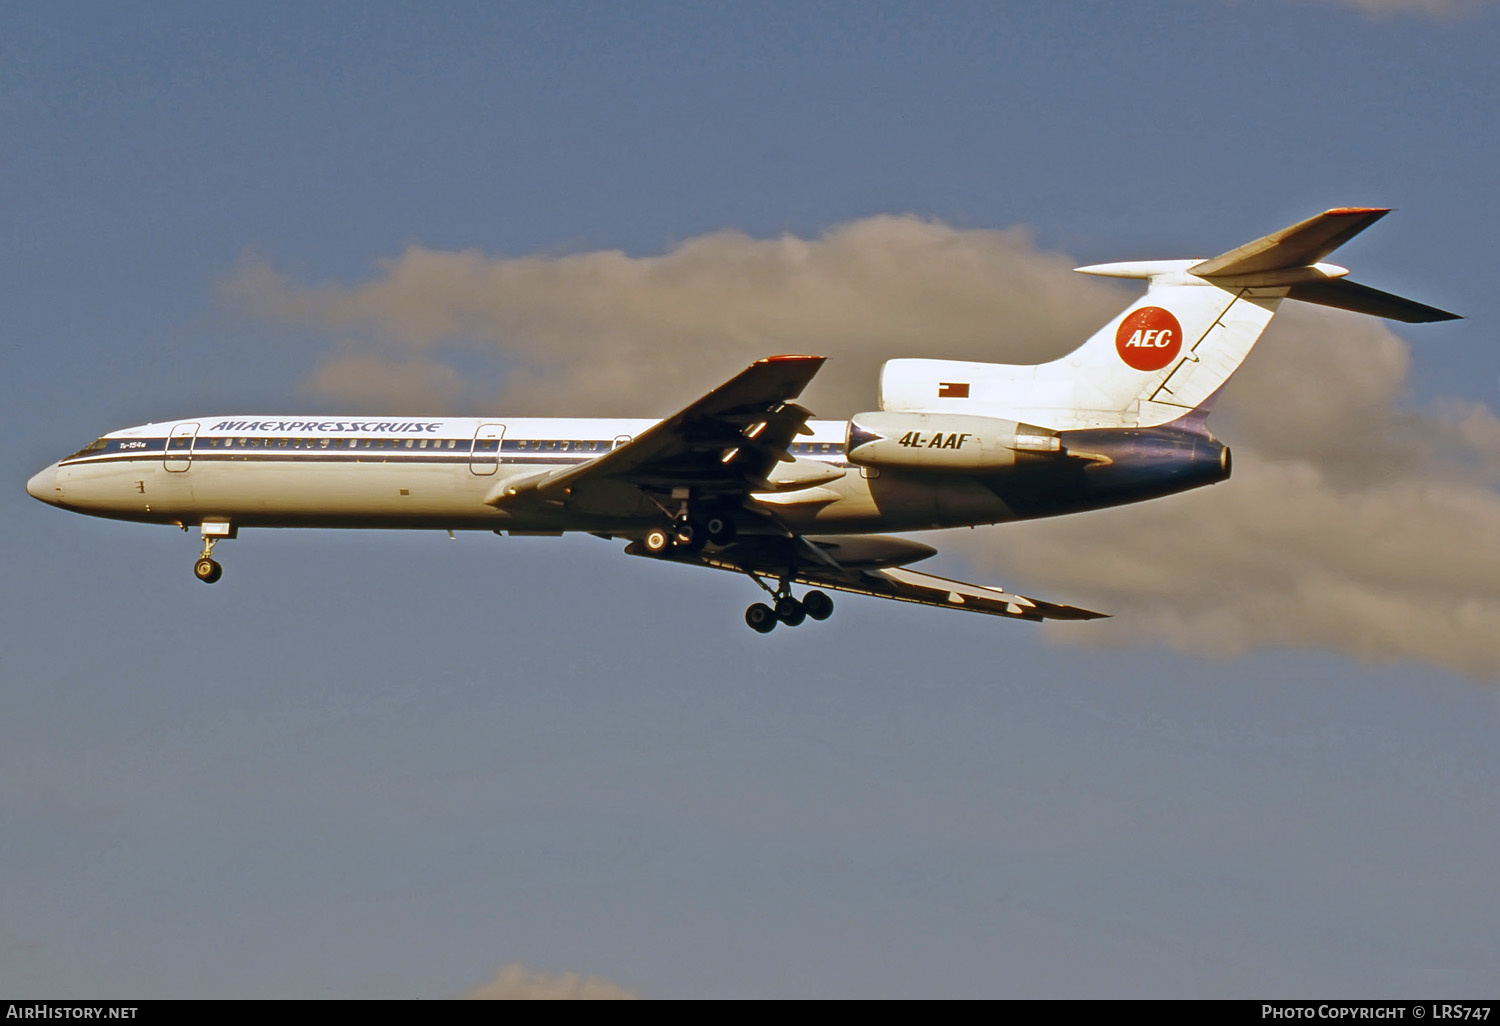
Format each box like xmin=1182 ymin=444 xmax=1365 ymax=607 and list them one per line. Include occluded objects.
xmin=879 ymin=208 xmax=1459 ymax=430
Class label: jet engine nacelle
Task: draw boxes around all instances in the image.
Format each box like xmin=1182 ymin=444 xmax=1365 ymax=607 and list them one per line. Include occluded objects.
xmin=845 ymin=412 xmax=1061 ymax=472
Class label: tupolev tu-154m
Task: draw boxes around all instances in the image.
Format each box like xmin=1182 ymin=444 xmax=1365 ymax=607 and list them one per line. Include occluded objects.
xmin=27 ymin=209 xmax=1458 ymax=633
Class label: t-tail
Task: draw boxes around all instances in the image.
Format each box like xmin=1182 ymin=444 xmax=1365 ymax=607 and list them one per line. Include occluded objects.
xmin=876 ymin=208 xmax=1460 ymax=432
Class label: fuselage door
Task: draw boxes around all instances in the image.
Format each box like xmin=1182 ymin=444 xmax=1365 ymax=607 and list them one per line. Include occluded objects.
xmin=164 ymin=422 xmax=199 ymax=472
xmin=470 ymin=423 xmax=505 ymax=475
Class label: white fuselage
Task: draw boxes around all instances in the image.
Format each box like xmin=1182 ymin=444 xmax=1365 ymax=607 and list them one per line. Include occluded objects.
xmin=29 ymin=415 xmax=1024 ymax=536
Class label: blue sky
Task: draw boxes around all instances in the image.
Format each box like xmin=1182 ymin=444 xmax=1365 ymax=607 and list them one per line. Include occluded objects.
xmin=4 ymin=0 xmax=1499 ymax=998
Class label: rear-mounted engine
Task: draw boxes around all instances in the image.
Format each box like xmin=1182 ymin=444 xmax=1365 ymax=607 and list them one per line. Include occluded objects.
xmin=845 ymin=412 xmax=1061 ymax=472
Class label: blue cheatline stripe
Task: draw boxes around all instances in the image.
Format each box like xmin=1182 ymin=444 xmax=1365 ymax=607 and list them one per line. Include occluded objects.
xmin=64 ymin=452 xmax=853 ymax=469
xmin=63 ymin=452 xmax=598 ymax=468
xmin=62 ymin=438 xmax=849 ymax=467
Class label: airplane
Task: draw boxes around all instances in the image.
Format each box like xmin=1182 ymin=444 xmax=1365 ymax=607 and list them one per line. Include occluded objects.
xmin=26 ymin=208 xmax=1458 ymax=633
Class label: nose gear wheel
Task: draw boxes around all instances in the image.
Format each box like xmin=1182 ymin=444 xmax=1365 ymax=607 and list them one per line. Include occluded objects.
xmin=193 ymin=533 xmax=224 ymax=583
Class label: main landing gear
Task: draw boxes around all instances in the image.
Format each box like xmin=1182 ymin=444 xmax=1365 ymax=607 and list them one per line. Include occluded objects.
xmin=637 ymin=497 xmax=832 ymax=634
xmin=744 ymin=585 xmax=834 ymax=635
xmin=643 ymin=502 xmax=737 ymax=556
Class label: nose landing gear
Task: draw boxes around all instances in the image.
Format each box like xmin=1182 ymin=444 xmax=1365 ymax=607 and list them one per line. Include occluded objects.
xmin=191 ymin=521 xmax=234 ymax=583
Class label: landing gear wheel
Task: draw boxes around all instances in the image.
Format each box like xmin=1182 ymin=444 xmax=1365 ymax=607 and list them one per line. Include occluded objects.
xmin=802 ymin=590 xmax=834 ymax=621
xmin=774 ymin=596 xmax=806 ymax=626
xmin=644 ymin=528 xmax=673 ymax=555
xmin=194 ymin=557 xmax=223 ymax=584
xmin=672 ymin=519 xmax=706 ymax=553
xmin=704 ymin=514 xmax=737 ymax=546
xmin=745 ymin=602 xmax=777 ymax=634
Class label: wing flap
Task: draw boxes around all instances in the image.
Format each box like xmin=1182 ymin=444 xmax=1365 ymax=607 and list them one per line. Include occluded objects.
xmin=872 ymin=566 xmax=1108 ymax=621
xmin=638 ymin=534 xmax=1107 ymax=623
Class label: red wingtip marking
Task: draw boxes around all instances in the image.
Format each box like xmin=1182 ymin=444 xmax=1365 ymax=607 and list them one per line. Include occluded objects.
xmin=1324 ymin=207 xmax=1390 ymax=215
xmin=762 ymin=354 xmax=823 ymax=362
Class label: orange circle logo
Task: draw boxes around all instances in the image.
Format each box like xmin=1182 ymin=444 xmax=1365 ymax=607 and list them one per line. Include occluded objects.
xmin=1114 ymin=307 xmax=1183 ymax=371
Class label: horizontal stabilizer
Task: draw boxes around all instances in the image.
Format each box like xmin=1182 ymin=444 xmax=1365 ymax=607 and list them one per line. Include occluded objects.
xmin=1285 ymin=278 xmax=1461 ymax=323
xmin=1189 ymin=207 xmax=1390 ymax=277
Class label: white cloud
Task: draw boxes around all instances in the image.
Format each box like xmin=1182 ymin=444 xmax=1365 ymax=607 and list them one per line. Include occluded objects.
xmin=1306 ymin=0 xmax=1482 ymax=17
xmin=223 ymin=216 xmax=1127 ymax=418
xmin=225 ymin=218 xmax=1495 ymax=678
xmin=461 ymin=963 xmax=640 ymax=1000
xmin=298 ymin=352 xmax=469 ymax=414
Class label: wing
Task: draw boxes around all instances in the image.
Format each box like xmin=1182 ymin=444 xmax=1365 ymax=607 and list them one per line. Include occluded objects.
xmin=487 ymin=355 xmax=826 ymax=511
xmin=629 ymin=533 xmax=1108 ymax=623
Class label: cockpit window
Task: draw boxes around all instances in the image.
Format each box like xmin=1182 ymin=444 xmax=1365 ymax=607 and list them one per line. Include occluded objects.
xmin=64 ymin=437 xmax=110 ymax=461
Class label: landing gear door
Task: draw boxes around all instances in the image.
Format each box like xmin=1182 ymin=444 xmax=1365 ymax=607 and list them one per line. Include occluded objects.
xmin=164 ymin=422 xmax=199 ymax=472
xmin=470 ymin=423 xmax=505 ymax=475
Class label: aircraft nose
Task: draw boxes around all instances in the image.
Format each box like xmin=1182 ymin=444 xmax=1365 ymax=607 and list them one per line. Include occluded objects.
xmin=26 ymin=463 xmax=61 ymax=505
